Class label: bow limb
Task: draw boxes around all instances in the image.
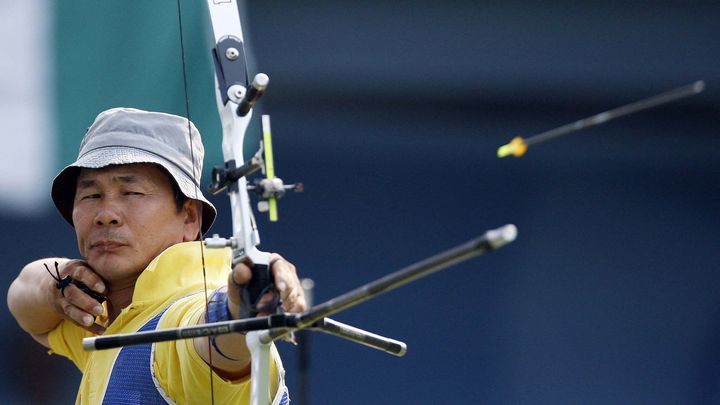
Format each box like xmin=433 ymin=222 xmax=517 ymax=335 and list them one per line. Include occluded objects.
xmin=204 ymin=1 xmax=273 ymax=404
xmin=205 ymin=0 xmax=270 ymax=271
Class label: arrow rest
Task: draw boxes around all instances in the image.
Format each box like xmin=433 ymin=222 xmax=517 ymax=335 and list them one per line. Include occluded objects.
xmin=206 ymin=133 xmax=302 ymax=216
xmin=207 ymin=157 xmax=262 ymax=195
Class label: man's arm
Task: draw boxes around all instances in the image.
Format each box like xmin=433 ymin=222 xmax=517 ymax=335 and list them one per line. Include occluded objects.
xmin=7 ymin=258 xmax=107 ymax=347
xmin=193 ymin=253 xmax=306 ymax=379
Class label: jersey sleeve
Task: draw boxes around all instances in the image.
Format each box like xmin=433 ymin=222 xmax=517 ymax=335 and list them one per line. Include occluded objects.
xmin=47 ymin=319 xmax=93 ymax=372
xmin=152 ymin=293 xmax=280 ymax=404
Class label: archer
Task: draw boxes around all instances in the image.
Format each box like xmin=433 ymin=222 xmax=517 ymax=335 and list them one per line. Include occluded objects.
xmin=7 ymin=107 xmax=306 ymax=404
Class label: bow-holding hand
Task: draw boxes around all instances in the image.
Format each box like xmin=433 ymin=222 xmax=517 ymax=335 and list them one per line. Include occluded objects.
xmin=229 ymin=253 xmax=307 ymax=316
xmin=195 ymin=254 xmax=306 ymax=379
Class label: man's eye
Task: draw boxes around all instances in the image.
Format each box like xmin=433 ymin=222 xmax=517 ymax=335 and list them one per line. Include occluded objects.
xmin=80 ymin=194 xmax=100 ymax=200
xmin=125 ymin=191 xmax=144 ymax=196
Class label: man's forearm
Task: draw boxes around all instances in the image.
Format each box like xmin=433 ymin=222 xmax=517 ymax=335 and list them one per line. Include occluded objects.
xmin=7 ymin=258 xmax=70 ymax=339
xmin=193 ymin=288 xmax=252 ymax=379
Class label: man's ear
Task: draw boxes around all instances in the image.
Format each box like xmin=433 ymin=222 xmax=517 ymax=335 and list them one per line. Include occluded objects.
xmin=182 ymin=199 xmax=202 ymax=241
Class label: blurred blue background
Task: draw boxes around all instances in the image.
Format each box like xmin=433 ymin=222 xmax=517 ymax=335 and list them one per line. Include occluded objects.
xmin=1 ymin=1 xmax=719 ymax=403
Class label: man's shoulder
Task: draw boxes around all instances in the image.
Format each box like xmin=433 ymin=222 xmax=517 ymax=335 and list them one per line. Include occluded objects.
xmin=150 ymin=241 xmax=231 ymax=271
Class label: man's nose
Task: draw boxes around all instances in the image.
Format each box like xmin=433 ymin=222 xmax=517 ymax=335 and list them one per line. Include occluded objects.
xmin=94 ymin=198 xmax=123 ymax=226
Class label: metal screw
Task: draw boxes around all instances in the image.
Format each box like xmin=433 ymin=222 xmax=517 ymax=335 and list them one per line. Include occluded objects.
xmin=225 ymin=47 xmax=239 ymax=60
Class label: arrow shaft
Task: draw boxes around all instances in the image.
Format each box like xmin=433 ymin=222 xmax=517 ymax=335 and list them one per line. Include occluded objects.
xmin=525 ymin=80 xmax=705 ymax=147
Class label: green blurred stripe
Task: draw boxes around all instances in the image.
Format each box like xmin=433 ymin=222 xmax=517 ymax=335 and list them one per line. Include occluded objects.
xmin=54 ymin=1 xmax=236 ymax=179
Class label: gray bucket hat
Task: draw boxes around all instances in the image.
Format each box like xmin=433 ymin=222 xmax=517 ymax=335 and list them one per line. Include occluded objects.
xmin=51 ymin=107 xmax=217 ymax=235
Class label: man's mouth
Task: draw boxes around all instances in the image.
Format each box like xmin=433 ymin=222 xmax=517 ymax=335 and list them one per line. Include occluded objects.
xmin=90 ymin=240 xmax=127 ymax=251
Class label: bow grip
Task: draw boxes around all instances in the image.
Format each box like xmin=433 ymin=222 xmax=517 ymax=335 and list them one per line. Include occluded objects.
xmin=237 ymin=262 xmax=278 ymax=319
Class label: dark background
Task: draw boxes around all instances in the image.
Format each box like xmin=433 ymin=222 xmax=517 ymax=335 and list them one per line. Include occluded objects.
xmin=1 ymin=1 xmax=719 ymax=403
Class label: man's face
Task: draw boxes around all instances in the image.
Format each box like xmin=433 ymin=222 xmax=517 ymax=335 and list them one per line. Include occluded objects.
xmin=72 ymin=163 xmax=198 ymax=287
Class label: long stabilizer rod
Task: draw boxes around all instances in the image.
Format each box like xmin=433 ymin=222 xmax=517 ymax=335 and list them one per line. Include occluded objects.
xmin=261 ymin=224 xmax=517 ymax=343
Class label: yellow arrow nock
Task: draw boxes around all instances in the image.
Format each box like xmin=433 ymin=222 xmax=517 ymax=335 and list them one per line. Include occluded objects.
xmin=497 ymin=136 xmax=528 ymax=158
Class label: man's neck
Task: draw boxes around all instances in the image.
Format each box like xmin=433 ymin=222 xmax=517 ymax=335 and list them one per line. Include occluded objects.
xmin=105 ymin=284 xmax=135 ymax=324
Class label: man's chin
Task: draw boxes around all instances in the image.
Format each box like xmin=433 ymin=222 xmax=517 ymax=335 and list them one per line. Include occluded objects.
xmin=87 ymin=254 xmax=134 ymax=280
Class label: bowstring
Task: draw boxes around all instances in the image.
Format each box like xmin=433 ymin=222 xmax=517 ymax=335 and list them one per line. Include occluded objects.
xmin=175 ymin=0 xmax=215 ymax=403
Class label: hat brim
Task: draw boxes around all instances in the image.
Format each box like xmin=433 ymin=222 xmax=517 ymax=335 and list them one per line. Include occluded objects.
xmin=51 ymin=147 xmax=216 ymax=235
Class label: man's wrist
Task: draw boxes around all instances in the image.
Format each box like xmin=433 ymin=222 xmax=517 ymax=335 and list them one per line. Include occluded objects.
xmin=206 ymin=288 xmax=242 ymax=361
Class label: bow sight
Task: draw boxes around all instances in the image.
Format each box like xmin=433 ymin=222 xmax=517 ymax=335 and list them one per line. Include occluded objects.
xmin=206 ymin=117 xmax=302 ymax=221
